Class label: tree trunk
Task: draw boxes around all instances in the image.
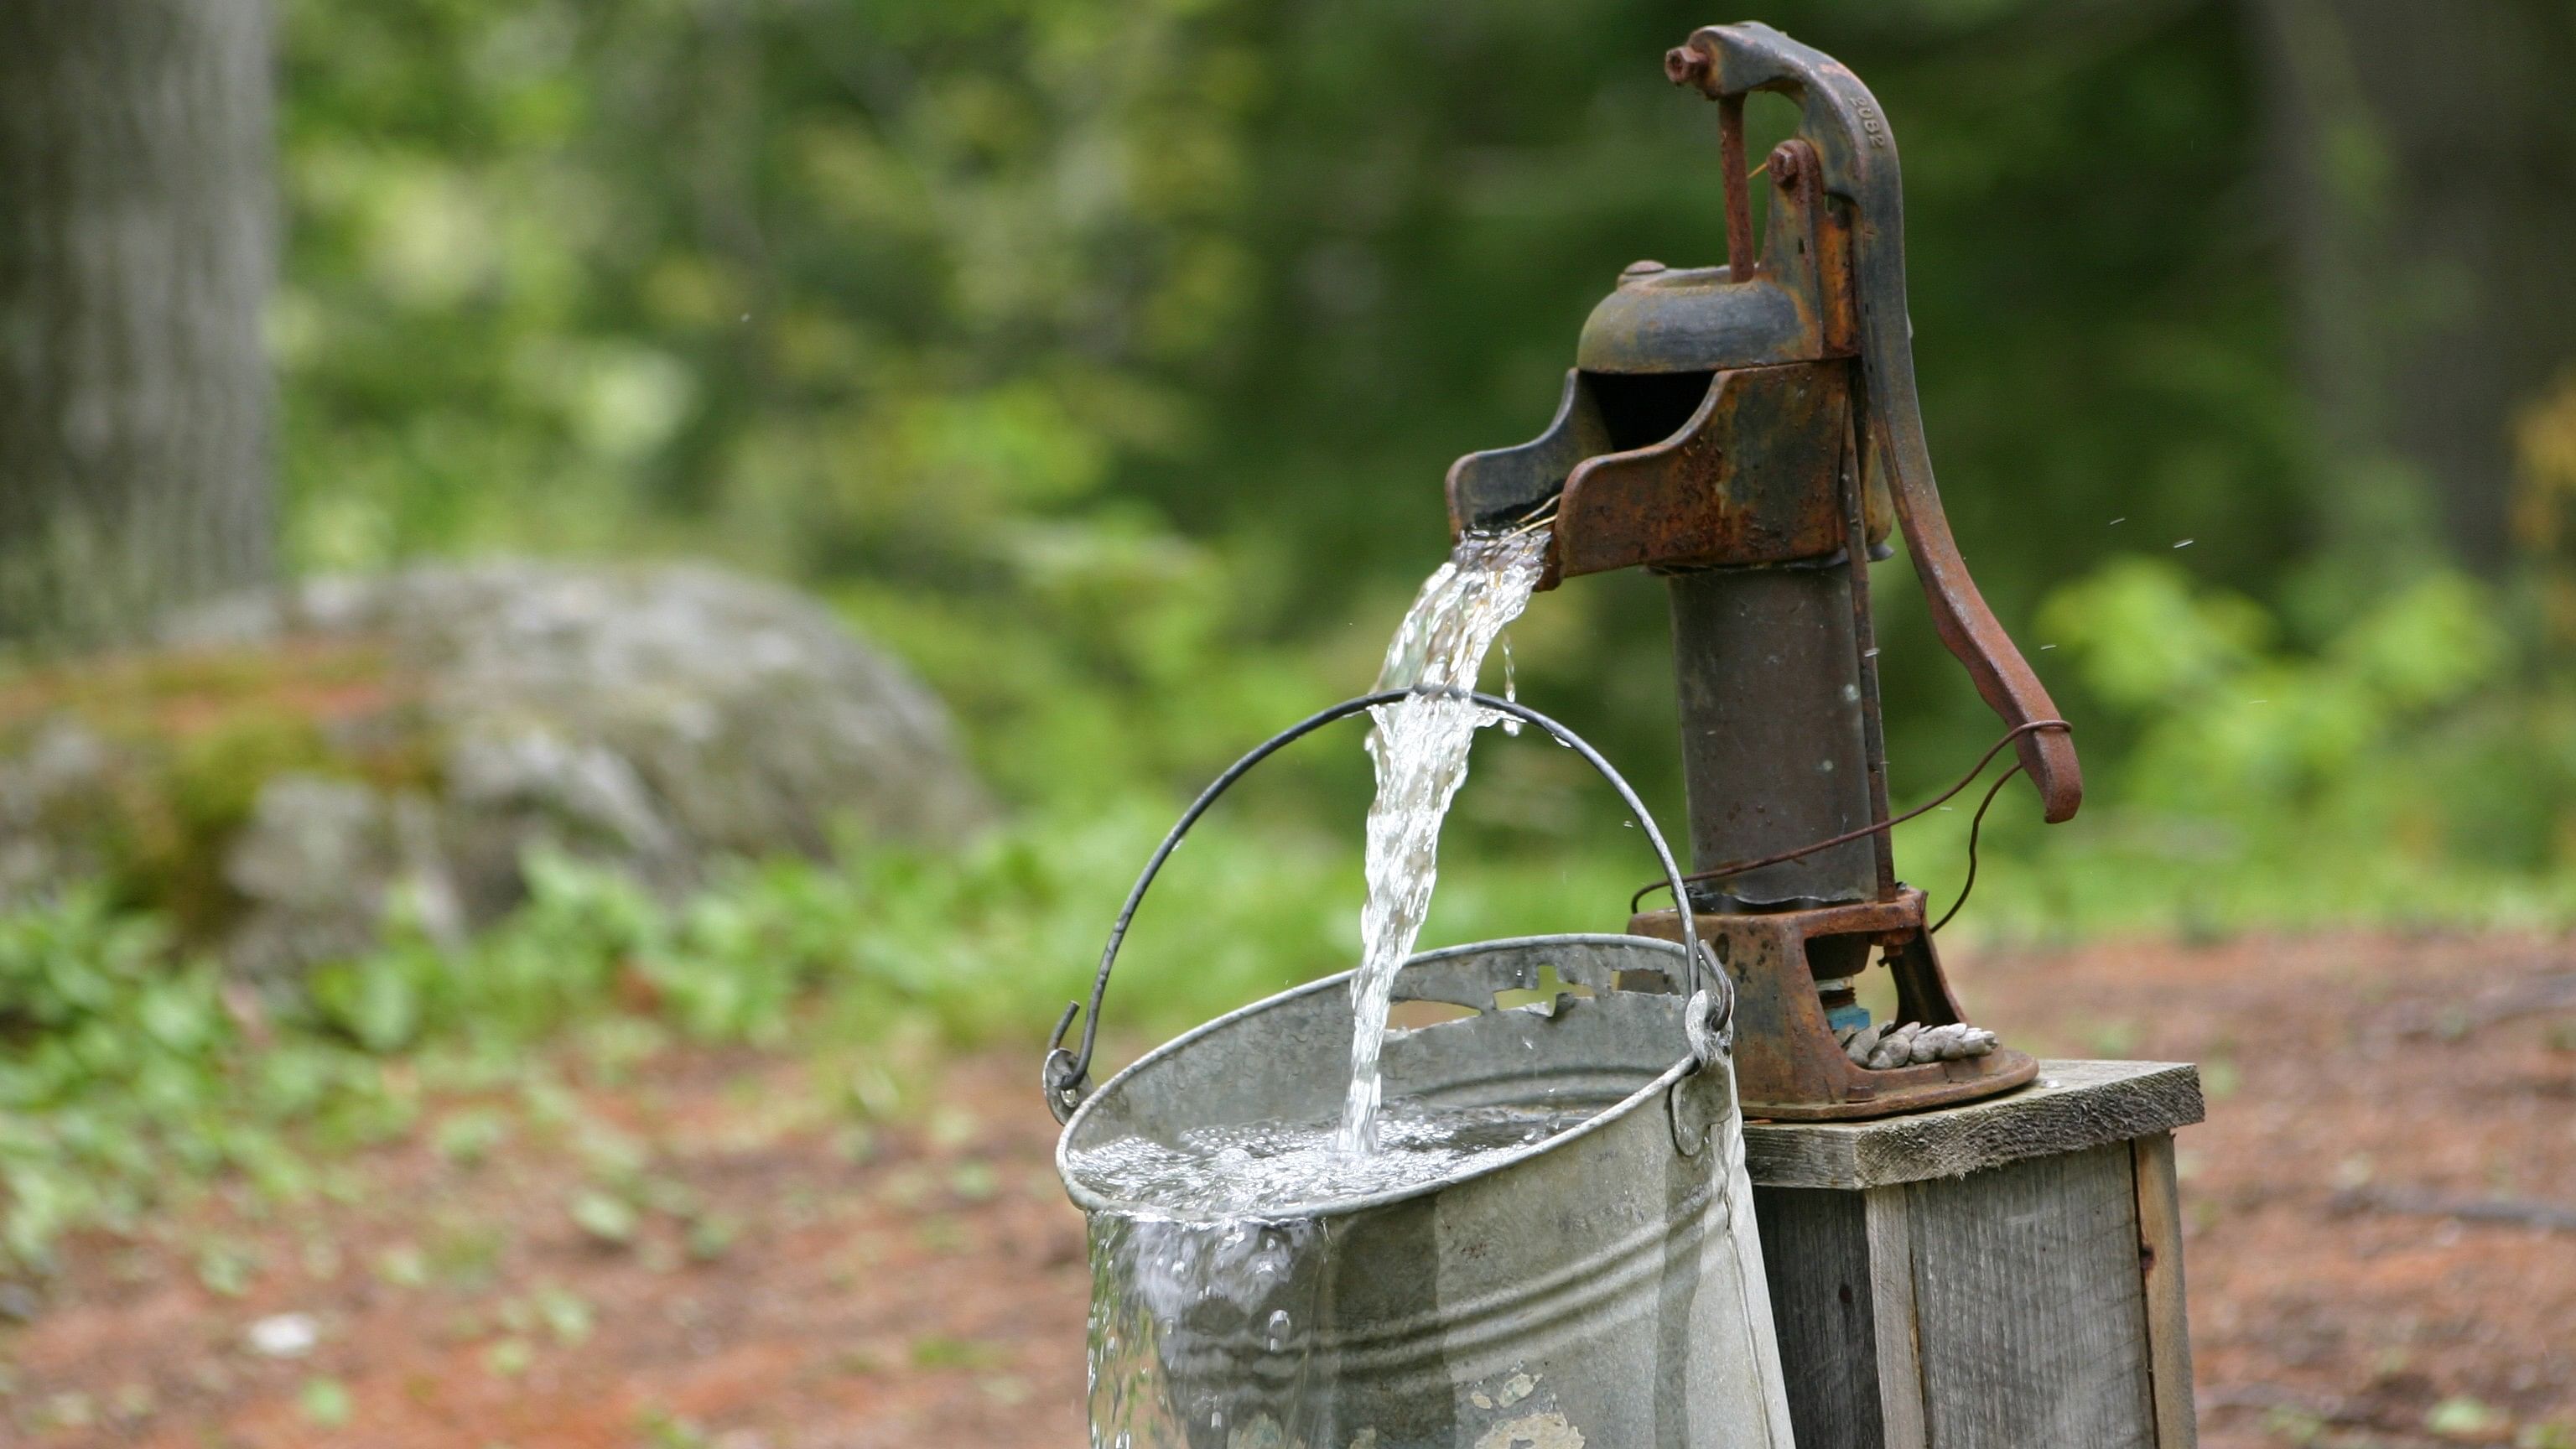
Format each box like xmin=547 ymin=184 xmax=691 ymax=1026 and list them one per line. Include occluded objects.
xmin=2251 ymin=0 xmax=2576 ymax=579
xmin=0 ymin=0 xmax=274 ymax=650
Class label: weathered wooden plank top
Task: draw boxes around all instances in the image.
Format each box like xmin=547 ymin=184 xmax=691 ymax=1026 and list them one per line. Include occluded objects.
xmin=1741 ymin=1058 xmax=2203 ymax=1189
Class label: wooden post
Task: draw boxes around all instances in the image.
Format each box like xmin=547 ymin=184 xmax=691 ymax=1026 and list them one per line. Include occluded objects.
xmin=1742 ymin=1059 xmax=2205 ymax=1448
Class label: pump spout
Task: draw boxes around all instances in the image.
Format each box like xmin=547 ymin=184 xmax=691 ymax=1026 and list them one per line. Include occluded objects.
xmin=1446 ymin=111 xmax=1881 ymax=585
xmin=1443 ymin=369 xmax=1609 ymax=548
xmin=1448 ymin=362 xmax=1886 ymax=587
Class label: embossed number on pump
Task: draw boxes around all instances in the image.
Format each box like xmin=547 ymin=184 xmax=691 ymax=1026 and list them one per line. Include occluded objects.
xmin=1856 ymin=99 xmax=1888 ymax=149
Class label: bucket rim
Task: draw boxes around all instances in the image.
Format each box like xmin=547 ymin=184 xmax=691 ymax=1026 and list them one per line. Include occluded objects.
xmin=1054 ymin=932 xmax=1705 ymax=1222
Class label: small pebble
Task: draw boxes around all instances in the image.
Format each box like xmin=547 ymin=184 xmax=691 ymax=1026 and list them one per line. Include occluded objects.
xmin=247 ymin=1312 xmax=318 ymax=1358
xmin=1844 ymin=1020 xmax=2016 ymax=1068
xmin=1844 ymin=1024 xmax=1883 ymax=1067
xmin=1867 ymin=1023 xmax=1919 ymax=1070
xmin=1914 ymin=1023 xmax=1968 ymax=1062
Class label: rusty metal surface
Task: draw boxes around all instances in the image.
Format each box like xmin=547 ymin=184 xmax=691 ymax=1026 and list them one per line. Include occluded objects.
xmin=1629 ymin=892 xmax=2038 ymax=1120
xmin=1576 ymin=265 xmax=1812 ymax=377
xmin=1667 ymin=564 xmax=1877 ymax=908
xmin=1719 ymin=92 xmax=1754 ymax=280
xmin=1557 ymin=362 xmax=1855 ymax=576
xmin=1665 ymin=22 xmax=2083 ymax=821
xmin=1837 ymin=413 xmax=1898 ymax=896
xmin=1443 ymin=369 xmax=1608 ymax=542
xmin=1576 ymin=138 xmax=1846 ymax=377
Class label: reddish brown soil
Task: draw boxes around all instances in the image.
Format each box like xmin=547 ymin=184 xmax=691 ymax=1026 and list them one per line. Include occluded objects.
xmin=6 ymin=932 xmax=2571 ymax=1447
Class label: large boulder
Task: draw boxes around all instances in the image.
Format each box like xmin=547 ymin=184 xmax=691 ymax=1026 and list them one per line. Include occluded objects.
xmin=0 ymin=562 xmax=991 ymax=981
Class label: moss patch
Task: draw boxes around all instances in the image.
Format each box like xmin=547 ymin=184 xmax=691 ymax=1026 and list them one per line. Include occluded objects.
xmin=0 ymin=640 xmax=444 ymax=937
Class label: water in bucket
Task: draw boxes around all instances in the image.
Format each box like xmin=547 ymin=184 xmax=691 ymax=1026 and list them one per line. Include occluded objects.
xmin=1057 ymin=527 xmax=1794 ymax=1448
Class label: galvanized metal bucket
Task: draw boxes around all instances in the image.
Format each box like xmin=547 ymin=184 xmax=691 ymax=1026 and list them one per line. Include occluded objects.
xmin=1044 ymin=690 xmax=1798 ymax=1449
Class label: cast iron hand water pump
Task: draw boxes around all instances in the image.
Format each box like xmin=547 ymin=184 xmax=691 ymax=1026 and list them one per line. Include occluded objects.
xmin=1448 ymin=22 xmax=2081 ymax=1120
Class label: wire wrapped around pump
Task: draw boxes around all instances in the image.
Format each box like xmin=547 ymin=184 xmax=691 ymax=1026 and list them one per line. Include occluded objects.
xmin=1627 ymin=717 xmax=2074 ymax=924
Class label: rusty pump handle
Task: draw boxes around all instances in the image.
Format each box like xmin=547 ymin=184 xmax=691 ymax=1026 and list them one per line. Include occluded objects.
xmin=1670 ymin=23 xmax=2083 ymax=822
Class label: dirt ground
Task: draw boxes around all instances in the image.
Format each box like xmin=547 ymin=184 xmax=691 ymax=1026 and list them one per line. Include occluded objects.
xmin=7 ymin=932 xmax=2572 ymax=1447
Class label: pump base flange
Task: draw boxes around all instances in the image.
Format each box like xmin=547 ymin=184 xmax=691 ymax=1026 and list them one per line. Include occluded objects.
xmin=1631 ymin=888 xmax=2035 ymax=1120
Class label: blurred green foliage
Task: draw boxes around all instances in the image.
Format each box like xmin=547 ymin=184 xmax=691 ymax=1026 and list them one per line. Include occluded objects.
xmin=1971 ymin=561 xmax=2575 ymax=929
xmin=262 ymin=0 xmax=2573 ymax=932
xmin=3 ymin=0 xmax=2573 ymax=1270
xmin=274 ymin=0 xmax=1323 ymax=809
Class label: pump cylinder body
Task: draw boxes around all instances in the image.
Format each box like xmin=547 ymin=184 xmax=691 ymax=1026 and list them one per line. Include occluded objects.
xmin=1669 ymin=564 xmax=1876 ymax=910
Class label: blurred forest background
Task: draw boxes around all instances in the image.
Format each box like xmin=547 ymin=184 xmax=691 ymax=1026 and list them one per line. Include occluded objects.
xmin=242 ymin=0 xmax=2576 ymax=922
xmin=3 ymin=0 xmax=2576 ymax=1362
xmin=234 ymin=0 xmax=2576 ymax=928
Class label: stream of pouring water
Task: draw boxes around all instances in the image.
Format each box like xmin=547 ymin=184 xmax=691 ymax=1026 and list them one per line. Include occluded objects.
xmin=1341 ymin=527 xmax=1550 ymax=1152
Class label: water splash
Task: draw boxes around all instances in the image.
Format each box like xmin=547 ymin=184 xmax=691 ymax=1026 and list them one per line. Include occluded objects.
xmin=1076 ymin=1101 xmax=1593 ymax=1219
xmin=1343 ymin=528 xmax=1550 ymax=1153
xmin=1085 ymin=1213 xmax=1323 ymax=1449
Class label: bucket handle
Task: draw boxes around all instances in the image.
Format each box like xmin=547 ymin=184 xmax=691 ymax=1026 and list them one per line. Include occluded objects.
xmin=1042 ymin=688 xmax=1725 ymax=1123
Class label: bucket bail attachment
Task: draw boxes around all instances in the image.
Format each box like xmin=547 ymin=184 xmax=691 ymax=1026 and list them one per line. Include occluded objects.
xmin=1043 ymin=686 xmax=1716 ymax=1124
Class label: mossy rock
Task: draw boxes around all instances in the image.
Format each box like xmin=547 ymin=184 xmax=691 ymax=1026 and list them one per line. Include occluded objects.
xmin=0 ymin=563 xmax=991 ymax=982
